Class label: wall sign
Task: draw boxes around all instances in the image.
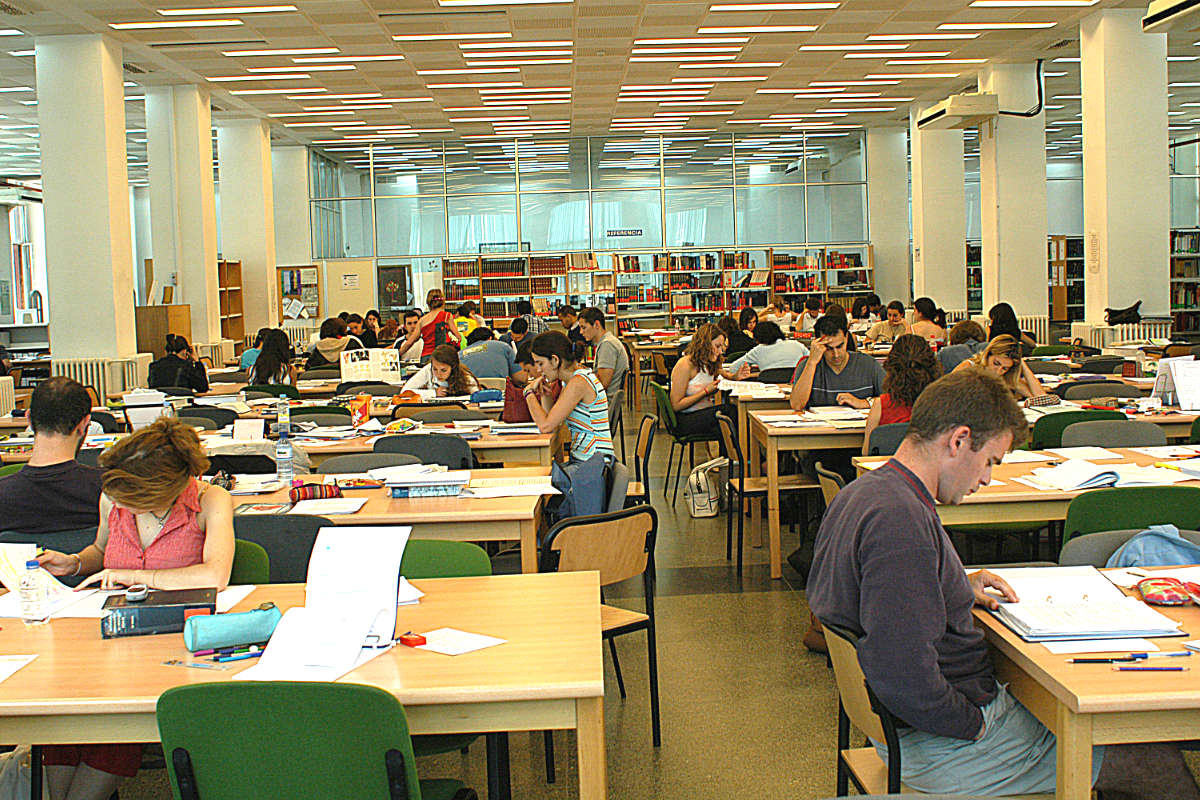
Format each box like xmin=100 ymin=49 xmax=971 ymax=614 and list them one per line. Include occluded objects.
xmin=606 ymin=229 xmax=643 ymax=237
xmin=342 ymin=273 xmax=360 ymax=289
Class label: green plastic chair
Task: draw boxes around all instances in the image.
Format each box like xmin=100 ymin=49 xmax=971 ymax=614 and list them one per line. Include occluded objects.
xmin=291 ymin=404 xmax=351 ymax=418
xmin=648 ymin=381 xmax=720 ymax=505
xmin=0 ymin=463 xmax=21 ymax=477
xmin=1062 ymin=486 xmax=1200 ymax=551
xmin=229 ymin=539 xmax=270 ymax=585
xmin=1028 ymin=409 xmax=1125 ymax=450
xmin=157 ymin=682 xmax=477 ymax=800
xmin=244 ymin=384 xmax=300 ymax=400
xmin=1190 ymin=417 xmax=1200 ymax=445
xmin=399 ymin=540 xmax=491 ymax=761
xmin=1031 ymin=345 xmax=1072 ymax=356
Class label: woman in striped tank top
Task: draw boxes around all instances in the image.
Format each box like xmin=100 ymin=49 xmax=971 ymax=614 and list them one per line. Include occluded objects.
xmin=524 ymin=331 xmax=614 ymax=462
xmin=36 ymin=417 xmax=235 ymax=800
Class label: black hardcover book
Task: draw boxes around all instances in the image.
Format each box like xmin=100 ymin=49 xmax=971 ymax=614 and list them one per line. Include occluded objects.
xmin=100 ymin=588 xmax=218 ymax=639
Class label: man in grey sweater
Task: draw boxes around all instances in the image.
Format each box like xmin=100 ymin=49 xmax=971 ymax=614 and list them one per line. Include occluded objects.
xmin=808 ymin=369 xmax=1200 ymax=798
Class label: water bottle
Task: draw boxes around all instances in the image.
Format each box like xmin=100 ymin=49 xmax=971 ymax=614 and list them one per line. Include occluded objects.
xmin=19 ymin=560 xmax=48 ymax=627
xmin=276 ymin=398 xmax=291 ymax=438
xmin=275 ymin=435 xmax=294 ymax=485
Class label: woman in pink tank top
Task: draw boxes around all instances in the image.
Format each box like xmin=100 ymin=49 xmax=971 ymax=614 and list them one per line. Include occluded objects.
xmin=37 ymin=417 xmax=234 ymax=800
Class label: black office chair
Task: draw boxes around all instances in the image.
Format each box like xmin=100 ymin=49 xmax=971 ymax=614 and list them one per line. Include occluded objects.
xmin=757 ymin=366 xmax=797 ymax=385
xmin=0 ymin=528 xmax=96 ymax=586
xmin=320 ymin=453 xmax=421 ymax=473
xmin=179 ymin=406 xmax=238 ymax=428
xmin=336 ymin=381 xmax=402 ymax=396
xmin=232 ymin=514 xmax=329 ymax=583
xmin=374 ymin=433 xmax=473 ymax=469
xmin=867 ymin=423 xmax=908 ymax=457
xmin=90 ymin=410 xmax=121 ymax=433
xmin=154 ymin=386 xmax=195 ymax=397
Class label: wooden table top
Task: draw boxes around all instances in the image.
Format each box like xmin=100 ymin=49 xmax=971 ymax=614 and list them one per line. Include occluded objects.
xmin=974 ymin=586 xmax=1200 ymax=715
xmin=285 ymin=427 xmax=554 ymax=456
xmin=0 ymin=572 xmax=603 ymax=716
xmin=748 ymin=408 xmax=865 ymax=439
xmin=250 ymin=468 xmax=548 ymax=524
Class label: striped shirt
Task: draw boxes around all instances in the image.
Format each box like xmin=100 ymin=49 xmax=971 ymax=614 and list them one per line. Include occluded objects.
xmin=566 ymin=368 xmax=614 ymax=462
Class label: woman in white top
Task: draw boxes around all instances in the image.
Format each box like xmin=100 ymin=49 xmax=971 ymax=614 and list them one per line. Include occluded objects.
xmin=670 ymin=323 xmax=736 ymax=440
xmin=400 ymin=344 xmax=479 ymax=397
xmin=909 ymin=297 xmax=947 ymax=343
xmin=798 ymin=296 xmax=822 ymax=333
xmin=759 ymin=295 xmax=798 ymax=334
xmin=727 ymin=321 xmax=809 ymax=378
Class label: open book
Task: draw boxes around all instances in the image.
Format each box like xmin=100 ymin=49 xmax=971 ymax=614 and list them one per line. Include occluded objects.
xmin=1026 ymin=459 xmax=1186 ymax=490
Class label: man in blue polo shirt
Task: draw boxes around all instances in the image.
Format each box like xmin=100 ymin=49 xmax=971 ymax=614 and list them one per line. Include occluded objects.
xmin=789 ymin=314 xmax=883 ymax=410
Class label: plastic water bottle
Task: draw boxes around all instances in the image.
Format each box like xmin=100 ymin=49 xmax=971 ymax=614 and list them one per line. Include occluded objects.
xmin=275 ymin=435 xmax=294 ymax=485
xmin=19 ymin=560 xmax=48 ymax=627
xmin=276 ymin=398 xmax=291 ymax=438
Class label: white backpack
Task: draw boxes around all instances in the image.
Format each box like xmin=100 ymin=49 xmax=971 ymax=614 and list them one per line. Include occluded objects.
xmin=685 ymin=456 xmax=728 ymax=518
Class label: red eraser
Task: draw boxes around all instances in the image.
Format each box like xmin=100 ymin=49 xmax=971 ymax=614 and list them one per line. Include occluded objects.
xmin=399 ymin=633 xmax=426 ymax=647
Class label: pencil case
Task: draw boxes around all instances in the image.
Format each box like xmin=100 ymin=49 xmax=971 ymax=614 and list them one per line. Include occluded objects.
xmin=183 ymin=602 xmax=282 ymax=652
xmin=288 ymin=484 xmax=342 ymax=502
xmin=1137 ymin=577 xmax=1200 ymax=605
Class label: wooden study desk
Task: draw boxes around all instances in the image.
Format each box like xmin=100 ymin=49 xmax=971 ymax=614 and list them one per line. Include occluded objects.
xmin=974 ymin=597 xmax=1200 ymax=800
xmin=296 ymin=428 xmax=557 ymax=469
xmin=253 ymin=467 xmax=548 ymax=573
xmin=0 ymin=572 xmax=607 ymax=800
xmin=626 ymin=339 xmax=680 ymax=412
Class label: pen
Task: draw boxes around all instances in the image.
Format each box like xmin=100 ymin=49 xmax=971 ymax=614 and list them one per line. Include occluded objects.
xmin=214 ymin=651 xmax=264 ymax=663
xmin=1130 ymin=651 xmax=1191 ymax=659
xmin=1113 ymin=666 xmax=1189 ymax=672
xmin=1069 ymin=657 xmax=1136 ymax=664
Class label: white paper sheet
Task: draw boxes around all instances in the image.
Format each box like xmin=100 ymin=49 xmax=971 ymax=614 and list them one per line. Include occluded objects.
xmin=0 ymin=655 xmax=36 ymax=684
xmin=231 ymin=418 xmax=265 ymax=442
xmin=1001 ymin=451 xmax=1059 ymax=464
xmin=1130 ymin=445 xmax=1200 ymax=458
xmin=416 ymin=627 xmax=507 ymax=656
xmin=1045 ymin=446 xmax=1123 ymax=461
xmin=234 ymin=606 xmax=377 ymax=681
xmin=289 ymin=498 xmax=367 ymax=516
xmin=0 ymin=585 xmax=258 ymax=619
xmin=397 ymin=577 xmax=424 ymax=606
xmin=1042 ymin=638 xmax=1158 ymax=654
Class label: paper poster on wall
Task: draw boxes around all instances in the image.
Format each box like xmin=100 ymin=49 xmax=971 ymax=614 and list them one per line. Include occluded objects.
xmin=341 ymin=273 xmax=360 ymax=290
xmin=300 ymin=268 xmax=319 ymax=283
xmin=340 ymin=348 xmax=402 ymax=384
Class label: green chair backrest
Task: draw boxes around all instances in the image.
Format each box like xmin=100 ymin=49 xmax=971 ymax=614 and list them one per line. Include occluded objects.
xmin=648 ymin=382 xmax=678 ymax=432
xmin=292 ymin=405 xmax=350 ymax=417
xmin=400 ymin=540 xmax=491 ymax=579
xmin=244 ymin=384 xmax=300 ymax=400
xmin=229 ymin=539 xmax=270 ymax=585
xmin=1029 ymin=409 xmax=1125 ymax=450
xmin=1031 ymin=345 xmax=1072 ymax=356
xmin=1191 ymin=416 xmax=1200 ymax=445
xmin=157 ymin=682 xmax=423 ymax=800
xmin=1062 ymin=486 xmax=1200 ymax=549
xmin=0 ymin=463 xmax=21 ymax=477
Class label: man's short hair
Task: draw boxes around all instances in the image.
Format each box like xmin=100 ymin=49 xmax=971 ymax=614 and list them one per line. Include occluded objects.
xmin=346 ymin=313 xmax=363 ymax=325
xmin=30 ymin=376 xmax=91 ymax=436
xmin=515 ymin=300 xmax=533 ymax=316
xmin=804 ymin=296 xmax=821 ymax=311
xmin=337 ymin=311 xmax=350 ymax=322
xmin=813 ymin=314 xmax=848 ymax=339
xmin=579 ymin=307 xmax=605 ymax=327
xmin=509 ymin=317 xmax=529 ymax=335
xmin=319 ymin=317 xmax=347 ymax=339
xmin=949 ymin=319 xmax=986 ymax=346
xmin=558 ymin=305 xmax=577 ymax=318
xmin=886 ymin=300 xmax=905 ymax=314
xmin=515 ymin=341 xmax=535 ymax=366
xmin=403 ymin=309 xmax=419 ymax=321
xmin=907 ymin=370 xmax=1028 ymax=451
xmin=466 ymin=327 xmax=494 ymax=345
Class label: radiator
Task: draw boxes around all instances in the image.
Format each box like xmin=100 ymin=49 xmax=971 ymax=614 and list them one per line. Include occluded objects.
xmin=53 ymin=358 xmax=117 ymax=399
xmin=0 ymin=376 xmax=12 ymax=416
xmin=1077 ymin=319 xmax=1174 ymax=348
xmin=1017 ymin=315 xmax=1049 ymax=346
xmin=944 ymin=309 xmax=969 ymax=324
xmin=117 ymin=354 xmax=151 ymax=391
xmin=283 ymin=320 xmax=319 ymax=347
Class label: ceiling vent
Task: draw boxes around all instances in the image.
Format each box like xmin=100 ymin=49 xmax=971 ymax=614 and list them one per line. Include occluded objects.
xmin=0 ymin=2 xmax=28 ymax=15
xmin=123 ymin=62 xmax=149 ymax=75
xmin=1045 ymin=38 xmax=1076 ymax=50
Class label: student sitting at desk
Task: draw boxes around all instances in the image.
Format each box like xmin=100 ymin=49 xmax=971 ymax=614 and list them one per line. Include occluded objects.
xmin=728 ymin=320 xmax=809 ymax=380
xmin=909 ymin=296 xmax=947 ymax=343
xmin=346 ymin=313 xmax=377 ymax=348
xmin=719 ymin=314 xmax=755 ymax=358
xmin=461 ymin=327 xmax=522 ymax=380
xmin=938 ymin=319 xmax=988 ymax=374
xmin=987 ymin=301 xmax=1037 ymax=351
xmin=402 ymin=344 xmax=479 ymax=397
xmin=557 ymin=304 xmax=587 ymax=346
xmin=306 ymin=317 xmax=364 ymax=370
xmin=515 ymin=299 xmax=550 ymax=337
xmin=246 ymin=328 xmax=296 ymax=386
xmin=760 ymin=295 xmax=799 ymax=334
xmin=525 ymin=331 xmax=613 ymax=463
xmin=148 ymin=334 xmax=209 ymax=394
xmin=0 ymin=376 xmax=103 ymax=533
xmin=669 ymin=323 xmax=736 ymax=439
xmin=394 ymin=309 xmax=424 ymax=361
xmin=37 ymin=417 xmax=235 ymax=800
xmin=789 ymin=314 xmax=884 ymax=410
xmin=504 ymin=342 xmax=561 ymax=423
xmin=865 ymin=300 xmax=910 ymax=344
xmin=809 ymin=370 xmax=1199 ymax=799
xmin=499 ymin=316 xmax=529 ymax=354
xmin=862 ymin=334 xmax=941 ymax=455
xmin=578 ymin=307 xmax=629 ymax=397
xmin=239 ymin=327 xmax=269 ymax=370
xmin=954 ymin=334 xmax=1047 ymax=402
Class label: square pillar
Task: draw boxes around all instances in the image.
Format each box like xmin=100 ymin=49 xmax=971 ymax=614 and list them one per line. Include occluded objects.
xmin=910 ymin=112 xmax=966 ymax=311
xmin=218 ymin=119 xmax=278 ymax=331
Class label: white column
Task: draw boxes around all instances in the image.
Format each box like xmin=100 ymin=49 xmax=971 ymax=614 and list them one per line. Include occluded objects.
xmin=910 ymin=112 xmax=966 ymax=310
xmin=866 ymin=128 xmax=912 ymax=305
xmin=35 ymin=35 xmax=136 ymax=359
xmin=272 ymin=145 xmax=312 ymax=265
xmin=1081 ymin=9 xmax=1170 ymax=321
xmin=218 ymin=119 xmax=278 ymax=330
xmin=978 ymin=63 xmax=1048 ymax=318
xmin=146 ymin=84 xmax=220 ymax=345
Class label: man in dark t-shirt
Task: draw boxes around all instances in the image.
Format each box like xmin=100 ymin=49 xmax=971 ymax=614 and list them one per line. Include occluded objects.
xmin=0 ymin=376 xmax=103 ymax=533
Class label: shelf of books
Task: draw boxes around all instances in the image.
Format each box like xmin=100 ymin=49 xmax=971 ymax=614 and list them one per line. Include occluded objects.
xmin=1047 ymin=235 xmax=1084 ymax=324
xmin=966 ymin=241 xmax=982 ymax=315
xmin=1171 ymin=228 xmax=1200 ymax=337
xmin=443 ymin=252 xmax=614 ymax=326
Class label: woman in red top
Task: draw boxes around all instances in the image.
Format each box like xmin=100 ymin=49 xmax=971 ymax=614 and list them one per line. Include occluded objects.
xmin=398 ymin=288 xmax=460 ymax=360
xmin=37 ymin=417 xmax=234 ymax=800
xmin=862 ymin=333 xmax=942 ymax=455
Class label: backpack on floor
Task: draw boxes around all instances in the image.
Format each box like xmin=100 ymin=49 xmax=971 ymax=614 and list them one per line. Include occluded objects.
xmin=685 ymin=456 xmax=728 ymax=518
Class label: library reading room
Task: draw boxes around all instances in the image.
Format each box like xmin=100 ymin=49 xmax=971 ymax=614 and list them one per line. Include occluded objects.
xmin=10 ymin=1 xmax=1200 ymax=799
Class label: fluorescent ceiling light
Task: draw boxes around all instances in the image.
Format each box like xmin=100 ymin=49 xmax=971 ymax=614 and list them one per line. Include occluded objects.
xmin=488 ymin=98 xmax=569 ymax=103
xmin=888 ymin=58 xmax=985 ymax=64
xmin=698 ymin=25 xmax=816 ymax=32
xmin=427 ymin=82 xmax=523 ymax=88
xmin=618 ymin=95 xmax=712 ymax=101
xmin=269 ymin=110 xmax=355 ymax=117
xmin=237 ymin=87 xmax=328 ymax=95
xmin=292 ymin=55 xmax=405 ymax=62
xmin=306 ymin=103 xmax=392 ymax=110
xmin=207 ymin=73 xmax=310 ymax=81
xmin=710 ymin=2 xmax=838 ymax=8
xmin=461 ymin=40 xmax=572 ymax=48
xmin=864 ymin=72 xmax=960 ymax=78
xmin=7 ymin=50 xmax=32 ymax=56
xmin=1052 ymin=56 xmax=1080 ymax=62
xmin=461 ymin=58 xmax=573 ymax=65
xmin=248 ymin=64 xmax=354 ymax=72
xmin=636 ymin=37 xmax=749 ymax=44
xmin=284 ymin=120 xmax=362 ymax=127
xmin=821 ymin=106 xmax=894 ymax=111
xmin=937 ymin=21 xmax=1056 ymax=29
xmin=481 ymin=86 xmax=569 ymax=92
xmin=829 ymin=95 xmax=913 ymax=101
xmin=867 ymin=32 xmax=980 ymax=39
xmin=800 ymin=43 xmax=906 ymax=50
xmin=110 ymin=19 xmax=242 ymax=28
xmin=321 ymin=93 xmax=383 ymax=99
xmin=845 ymin=50 xmax=949 ymax=58
xmin=446 ymin=104 xmax=528 ymax=110
xmin=1044 ymin=71 xmax=1068 ymax=76
xmin=439 ymin=0 xmax=571 ymax=5
xmin=367 ymin=97 xmax=434 ymax=102
xmin=679 ymin=61 xmax=782 ymax=67
xmin=673 ymin=75 xmax=767 ymax=81
xmin=417 ymin=67 xmax=521 ymax=74
xmin=465 ymin=50 xmax=572 ymax=57
xmin=621 ymin=84 xmax=701 ymax=90
xmin=632 ymin=47 xmax=744 ymax=53
xmin=1052 ymin=94 xmax=1081 ymax=98
xmin=631 ymin=55 xmax=737 ymax=61
xmin=758 ymin=87 xmax=841 ymax=92
xmin=157 ymin=4 xmax=295 ymax=13
xmin=393 ymin=32 xmax=511 ymax=41
xmin=0 ymin=86 xmax=31 ymax=92
xmin=224 ymin=47 xmax=339 ymax=56
xmin=1169 ymin=56 xmax=1200 ymax=61
xmin=810 ymin=79 xmax=900 ymax=85
xmin=447 ymin=115 xmax=530 ymax=121
xmin=969 ymin=0 xmax=1094 ymax=5
xmin=0 ymin=30 xmax=22 ymax=35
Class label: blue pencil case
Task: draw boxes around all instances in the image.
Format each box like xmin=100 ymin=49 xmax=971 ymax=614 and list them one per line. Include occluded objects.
xmin=183 ymin=602 xmax=281 ymax=652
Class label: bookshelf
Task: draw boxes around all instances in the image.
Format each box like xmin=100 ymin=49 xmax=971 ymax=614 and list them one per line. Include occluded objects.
xmin=966 ymin=241 xmax=982 ymax=315
xmin=1047 ymin=235 xmax=1084 ymax=323
xmin=1171 ymin=229 xmax=1200 ymax=337
xmin=217 ymin=259 xmax=244 ymax=350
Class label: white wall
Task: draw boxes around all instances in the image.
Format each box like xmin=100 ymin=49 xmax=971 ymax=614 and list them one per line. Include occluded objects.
xmin=1047 ymin=159 xmax=1084 ymax=236
xmin=272 ymin=145 xmax=312 ymax=265
xmin=129 ymin=185 xmax=152 ymax=303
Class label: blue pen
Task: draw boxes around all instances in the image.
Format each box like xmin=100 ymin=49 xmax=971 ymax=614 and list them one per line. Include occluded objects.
xmin=1113 ymin=665 xmax=1189 ymax=672
xmin=1130 ymin=651 xmax=1191 ymax=659
xmin=215 ymin=651 xmax=264 ymax=663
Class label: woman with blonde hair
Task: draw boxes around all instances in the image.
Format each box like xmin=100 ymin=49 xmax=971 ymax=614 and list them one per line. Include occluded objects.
xmin=954 ymin=333 xmax=1047 ymax=400
xmin=36 ymin=416 xmax=234 ymax=800
xmin=669 ymin=323 xmax=736 ymax=438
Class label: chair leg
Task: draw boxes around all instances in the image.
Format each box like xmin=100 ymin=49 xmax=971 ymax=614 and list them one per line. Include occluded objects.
xmin=671 ymin=443 xmax=686 ymax=506
xmin=725 ymin=486 xmax=734 ymax=562
xmin=485 ymin=733 xmax=512 ymax=800
xmin=608 ymin=636 xmax=627 ymax=699
xmin=618 ymin=413 xmax=627 ymax=462
xmin=736 ymin=490 xmax=745 ymax=578
xmin=543 ymin=731 xmax=556 ymax=784
xmin=30 ymin=745 xmax=41 ymax=800
xmin=647 ymin=623 xmax=662 ymax=747
xmin=663 ymin=441 xmax=676 ymax=503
